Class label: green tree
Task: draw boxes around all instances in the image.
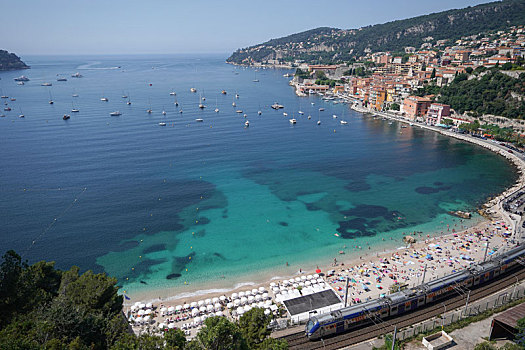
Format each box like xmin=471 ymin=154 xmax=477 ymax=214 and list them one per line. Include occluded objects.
xmin=473 ymin=341 xmax=496 ymax=350
xmin=193 ymin=316 xmax=247 ymax=350
xmin=390 ymin=103 xmax=400 ymax=111
xmin=430 ymin=68 xmax=436 ymax=79
xmin=238 ymin=308 xmax=272 ymax=349
xmin=164 ymin=329 xmax=187 ymax=350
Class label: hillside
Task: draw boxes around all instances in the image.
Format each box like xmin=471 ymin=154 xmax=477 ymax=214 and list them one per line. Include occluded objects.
xmin=0 ymin=50 xmax=29 ymax=71
xmin=227 ymin=0 xmax=525 ymax=65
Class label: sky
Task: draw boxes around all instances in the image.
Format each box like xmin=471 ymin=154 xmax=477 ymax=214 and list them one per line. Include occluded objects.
xmin=2 ymin=0 xmax=491 ymax=56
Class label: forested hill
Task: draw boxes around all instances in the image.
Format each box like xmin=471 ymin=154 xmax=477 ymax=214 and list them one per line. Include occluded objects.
xmin=227 ymin=0 xmax=525 ymax=65
xmin=0 ymin=50 xmax=29 ymax=71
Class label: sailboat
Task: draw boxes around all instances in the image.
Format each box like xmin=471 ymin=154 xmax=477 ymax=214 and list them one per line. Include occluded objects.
xmin=127 ymin=95 xmax=132 ymax=105
xmin=198 ymin=93 xmax=205 ymax=109
xmin=169 ymin=89 xmax=176 ymax=96
xmin=317 ymin=110 xmax=321 ymax=125
xmin=214 ymin=98 xmax=219 ymax=113
xmin=174 ymin=97 xmax=179 ymax=107
xmin=100 ymin=94 xmax=109 ymax=102
xmin=122 ymin=91 xmax=128 ymax=98
xmin=48 ymin=91 xmax=54 ymax=105
xmin=232 ymin=97 xmax=236 ymax=107
xmin=71 ymin=102 xmax=79 ymax=113
xmin=18 ymin=107 xmax=25 ymax=118
xmin=253 ymin=70 xmax=259 ymax=82
xmin=162 ymin=107 xmax=167 ymax=115
xmin=190 ymin=87 xmax=197 ymax=93
xmin=340 ymin=108 xmax=348 ymax=125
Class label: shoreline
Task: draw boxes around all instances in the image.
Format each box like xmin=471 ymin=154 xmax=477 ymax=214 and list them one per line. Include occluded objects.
xmin=123 ymin=92 xmax=525 ymax=322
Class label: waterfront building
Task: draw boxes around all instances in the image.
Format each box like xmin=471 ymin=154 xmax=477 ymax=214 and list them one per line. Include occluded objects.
xmin=426 ymin=103 xmax=451 ymax=126
xmin=402 ymin=95 xmax=432 ymax=121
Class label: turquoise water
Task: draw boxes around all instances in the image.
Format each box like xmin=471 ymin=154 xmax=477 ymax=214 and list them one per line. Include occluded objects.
xmin=0 ymin=55 xmax=517 ymax=297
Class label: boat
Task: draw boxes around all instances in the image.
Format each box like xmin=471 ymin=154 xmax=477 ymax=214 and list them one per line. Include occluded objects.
xmin=159 ymin=122 xmax=167 ymax=126
xmin=14 ymin=76 xmax=29 ymax=82
xmin=195 ymin=118 xmax=203 ymax=122
xmin=0 ymin=114 xmax=5 ymax=117
xmin=253 ymin=71 xmax=259 ymax=82
xmin=198 ymin=93 xmax=205 ymax=109
xmin=333 ymin=115 xmax=338 ymax=119
xmin=179 ymin=110 xmax=183 ymax=114
xmin=258 ymin=110 xmax=262 ymax=115
xmin=169 ymin=90 xmax=176 ymax=96
xmin=283 ymin=112 xmax=288 ymax=116
xmin=232 ymin=101 xmax=236 ymax=107
xmin=319 ymin=108 xmax=325 ymax=111
xmin=236 ymin=110 xmax=243 ymax=113
xmin=271 ymin=103 xmax=284 ymax=109
xmin=298 ymin=111 xmax=304 ymax=115
xmin=72 ymin=93 xmax=79 ymax=97
xmin=174 ymin=99 xmax=179 ymax=107
xmin=243 ymin=114 xmax=247 ymax=118
xmin=401 ymin=125 xmax=407 ymax=128
xmin=235 ymin=93 xmax=239 ymax=99
xmin=49 ymin=91 xmax=54 ymax=105
xmin=122 ymin=93 xmax=128 ymax=98
xmin=214 ymin=108 xmax=219 ymax=113
xmin=317 ymin=120 xmax=321 ymax=125
xmin=308 ymin=115 xmax=311 ymax=119
xmin=147 ymin=109 xmax=153 ymax=114
xmin=57 ymin=77 xmax=67 ymax=82
xmin=4 ymin=107 xmax=11 ymax=111
xmin=199 ymin=103 xmax=205 ymax=109
xmin=162 ymin=110 xmax=167 ymax=115
xmin=289 ymin=118 xmax=296 ymax=124
xmin=10 ymin=98 xmax=16 ymax=101
xmin=127 ymin=96 xmax=131 ymax=105
xmin=110 ymin=111 xmax=122 ymax=116
xmin=245 ymin=120 xmax=250 ymax=127
xmin=340 ymin=120 xmax=348 ymax=125
xmin=221 ymin=90 xmax=227 ymax=95
xmin=71 ymin=101 xmax=80 ymax=113
xmin=17 ymin=82 xmax=24 ymax=85
xmin=190 ymin=88 xmax=197 ymax=93
xmin=63 ymin=114 xmax=70 ymax=120
xmin=101 ymin=97 xmax=109 ymax=102
xmin=41 ymin=82 xmax=52 ymax=86
xmin=71 ymin=72 xmax=83 ymax=78
xmin=283 ymin=73 xmax=292 ymax=77
xmin=19 ymin=114 xmax=25 ymax=118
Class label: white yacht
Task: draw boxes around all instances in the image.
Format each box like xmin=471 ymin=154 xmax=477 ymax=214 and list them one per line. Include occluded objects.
xmin=195 ymin=118 xmax=203 ymax=122
xmin=298 ymin=111 xmax=304 ymax=115
xmin=258 ymin=111 xmax=262 ymax=115
xmin=236 ymin=110 xmax=243 ymax=113
xmin=159 ymin=122 xmax=167 ymax=126
xmin=190 ymin=88 xmax=197 ymax=93
xmin=245 ymin=120 xmax=250 ymax=127
xmin=41 ymin=82 xmax=52 ymax=86
xmin=110 ymin=111 xmax=121 ymax=116
xmin=340 ymin=120 xmax=348 ymax=125
xmin=283 ymin=112 xmax=288 ymax=116
xmin=71 ymin=72 xmax=83 ymax=78
xmin=101 ymin=97 xmax=109 ymax=102
xmin=289 ymin=118 xmax=296 ymax=124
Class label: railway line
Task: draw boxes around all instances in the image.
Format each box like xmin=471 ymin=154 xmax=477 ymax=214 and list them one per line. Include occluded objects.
xmin=282 ymin=265 xmax=525 ymax=350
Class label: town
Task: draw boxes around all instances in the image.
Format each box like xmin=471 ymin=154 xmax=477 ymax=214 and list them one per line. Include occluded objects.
xmin=287 ymin=25 xmax=525 ymax=137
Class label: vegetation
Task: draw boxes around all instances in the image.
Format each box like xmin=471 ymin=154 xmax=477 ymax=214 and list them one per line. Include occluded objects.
xmin=227 ymin=0 xmax=525 ymax=65
xmin=0 ymin=50 xmax=29 ymax=70
xmin=437 ymin=70 xmax=525 ymax=119
xmin=0 ymin=251 xmax=288 ymax=349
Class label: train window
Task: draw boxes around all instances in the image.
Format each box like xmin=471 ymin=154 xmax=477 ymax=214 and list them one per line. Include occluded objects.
xmin=419 ymin=298 xmax=424 ymax=303
xmin=391 ymin=306 xmax=398 ymax=312
xmin=306 ymin=320 xmax=315 ymax=333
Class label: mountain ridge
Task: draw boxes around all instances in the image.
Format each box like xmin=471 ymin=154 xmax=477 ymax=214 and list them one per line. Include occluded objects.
xmin=227 ymin=0 xmax=525 ymax=65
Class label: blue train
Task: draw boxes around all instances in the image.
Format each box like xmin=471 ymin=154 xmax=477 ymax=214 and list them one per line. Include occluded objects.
xmin=306 ymin=244 xmax=525 ymax=340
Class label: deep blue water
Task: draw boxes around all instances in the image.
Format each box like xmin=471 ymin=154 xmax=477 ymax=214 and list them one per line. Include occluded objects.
xmin=0 ymin=54 xmax=517 ymax=295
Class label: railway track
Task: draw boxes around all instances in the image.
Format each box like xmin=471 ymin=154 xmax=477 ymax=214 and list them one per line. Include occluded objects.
xmin=282 ymin=266 xmax=525 ymax=350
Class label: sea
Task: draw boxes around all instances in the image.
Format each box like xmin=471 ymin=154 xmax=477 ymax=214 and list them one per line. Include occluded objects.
xmin=0 ymin=54 xmax=517 ymax=300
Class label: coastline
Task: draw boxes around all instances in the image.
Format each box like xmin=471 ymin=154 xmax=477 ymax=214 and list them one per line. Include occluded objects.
xmin=124 ymin=105 xmax=525 ymax=310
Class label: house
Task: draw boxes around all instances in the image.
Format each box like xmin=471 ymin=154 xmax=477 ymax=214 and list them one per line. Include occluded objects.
xmin=426 ymin=103 xmax=451 ymax=125
xmin=402 ymin=96 xmax=432 ymax=121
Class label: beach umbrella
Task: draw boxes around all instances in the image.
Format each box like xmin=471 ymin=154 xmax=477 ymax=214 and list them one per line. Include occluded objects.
xmin=262 ymin=292 xmax=269 ymax=300
xmin=234 ymin=299 xmax=241 ymax=306
xmin=315 ymin=269 xmax=321 ymax=274
xmin=216 ymin=311 xmax=224 ymax=317
xmin=259 ymin=287 xmax=265 ymax=293
xmin=264 ymin=309 xmax=271 ymax=315
xmin=194 ymin=317 xmax=201 ymax=323
xmin=305 ymin=281 xmax=311 ymax=286
xmin=168 ymin=306 xmax=175 ymax=314
xmin=307 ymin=275 xmax=313 ymax=280
xmin=137 ymin=309 xmax=145 ymax=316
xmin=248 ymin=295 xmax=255 ymax=302
xmin=144 ymin=309 xmax=152 ymax=315
xmin=160 ymin=307 xmax=167 ymax=315
xmin=293 ymin=283 xmax=299 ymax=288
xmin=158 ymin=323 xmax=166 ymax=329
xmin=130 ymin=305 xmax=137 ymax=312
xmin=301 ymin=276 xmax=307 ymax=281
xmin=134 ymin=301 xmax=141 ymax=306
xmin=199 ymin=306 xmax=207 ymax=313
xmin=143 ymin=315 xmax=151 ymax=322
xmin=219 ymin=295 xmax=226 ymax=301
xmin=270 ymin=282 xmax=276 ymax=287
xmin=176 ymin=305 xmax=183 ymax=311
xmin=245 ymin=290 xmax=252 ymax=296
xmin=212 ymin=297 xmax=219 ymax=303
xmin=255 ymin=294 xmax=262 ymax=301
xmin=258 ymin=301 xmax=265 ymax=307
xmin=214 ymin=303 xmax=222 ymax=311
xmin=299 ymin=282 xmax=305 ymax=287
xmin=135 ymin=316 xmax=144 ymax=323
xmin=244 ymin=305 xmax=251 ymax=312
xmin=240 ymin=297 xmax=248 ymax=305
xmin=190 ymin=302 xmax=198 ymax=308
xmin=239 ymin=291 xmax=245 ymax=298
xmin=168 ymin=323 xmax=175 ymax=329
xmin=227 ymin=302 xmax=233 ymax=309
xmin=237 ymin=307 xmax=245 ymax=315
xmin=231 ymin=293 xmax=238 ymax=299
xmin=252 ymin=288 xmax=258 ymax=295
xmin=288 ymin=279 xmax=295 ymax=285
xmin=205 ymin=298 xmax=212 ymax=305
xmin=282 ymin=280 xmax=289 ymax=286
xmin=198 ymin=300 xmax=205 ymax=306
xmin=295 ymin=277 xmax=301 ymax=282
xmin=192 ymin=308 xmax=199 ymax=316
xmin=265 ymin=300 xmax=272 ymax=306
xmin=206 ymin=304 xmax=214 ymax=312
xmin=146 ymin=302 xmax=153 ymax=309
xmin=272 ymin=287 xmax=279 ymax=293
xmin=317 ymin=278 xmax=324 ymax=284
xmin=183 ymin=303 xmax=190 ymax=310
